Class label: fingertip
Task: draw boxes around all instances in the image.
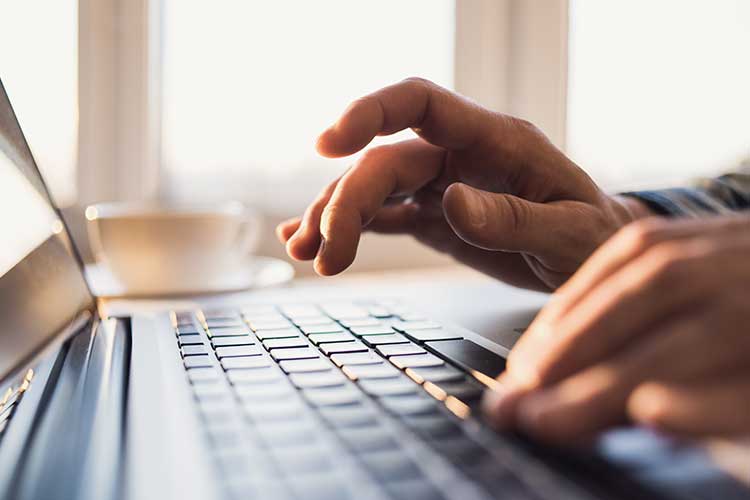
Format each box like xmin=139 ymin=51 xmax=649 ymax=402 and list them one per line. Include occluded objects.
xmin=285 ymin=231 xmax=320 ymax=261
xmin=316 ymin=98 xmax=381 ymax=158
xmin=315 ymin=128 xmax=342 ymax=158
xmin=312 ymin=205 xmax=361 ymax=276
xmin=276 ymin=217 xmax=301 ymax=243
xmin=442 ymin=182 xmax=488 ymax=242
xmin=628 ymin=383 xmax=670 ymax=427
xmin=442 ymin=182 xmax=470 ymax=216
xmin=516 ymin=391 xmax=571 ymax=444
xmin=481 ymin=382 xmax=527 ymax=431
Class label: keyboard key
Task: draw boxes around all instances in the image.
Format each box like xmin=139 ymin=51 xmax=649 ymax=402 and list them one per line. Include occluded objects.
xmin=226 ymin=368 xmax=280 ymax=385
xmin=279 ymin=304 xmax=321 ymax=318
xmin=366 ymin=306 xmax=392 ymax=318
xmin=300 ymin=324 xmax=344 ymax=335
xmin=383 ymin=479 xmax=442 ymax=500
xmin=330 ymin=352 xmax=383 ymax=367
xmin=339 ymin=318 xmax=381 ymax=328
xmin=263 ymin=337 xmax=309 ymax=350
xmin=176 ymin=325 xmax=200 ymax=335
xmin=390 ymin=353 xmax=444 ymax=370
xmin=318 ymin=404 xmax=378 ymax=427
xmin=206 ymin=318 xmax=244 ymax=329
xmin=425 ymin=339 xmax=506 ymax=378
xmin=279 ymin=359 xmax=332 ymax=373
xmin=349 ymin=326 xmax=396 ymax=337
xmin=181 ymin=344 xmax=208 ymax=356
xmin=211 ymin=336 xmax=255 ymax=348
xmin=358 ymin=378 xmax=419 ymax=397
xmin=287 ymin=475 xmax=351 ymax=500
xmin=431 ymin=437 xmax=490 ymax=468
xmin=178 ymin=335 xmax=204 ymax=346
xmin=234 ymin=382 xmax=294 ymax=401
xmin=308 ymin=332 xmax=355 ymax=345
xmin=289 ymin=371 xmax=346 ymax=389
xmin=192 ymin=383 xmax=231 ymax=400
xmin=187 ymin=367 xmax=220 ymax=383
xmin=240 ymin=305 xmax=278 ymax=316
xmin=432 ymin=381 xmax=484 ymax=404
xmin=401 ymin=328 xmax=463 ymax=343
xmin=197 ymin=398 xmax=239 ymax=421
xmin=379 ymin=395 xmax=438 ymax=416
xmin=397 ymin=312 xmax=428 ymax=322
xmin=376 ymin=344 xmax=426 ymax=357
xmin=320 ymin=303 xmax=369 ymax=319
xmin=342 ymin=364 xmax=400 ymax=381
xmin=271 ymin=446 xmax=333 ymax=474
xmin=337 ymin=425 xmax=399 ymax=453
xmin=221 ymin=357 xmax=271 ymax=370
xmin=292 ymin=316 xmax=333 ymax=326
xmin=215 ymin=345 xmax=262 ymax=358
xmin=184 ymin=355 xmax=212 ymax=369
xmin=404 ymin=366 xmax=466 ymax=385
xmin=361 ymin=334 xmax=409 ymax=347
xmin=360 ymin=450 xmax=422 ymax=481
xmin=209 ymin=327 xmax=250 ymax=337
xmin=271 ymin=347 xmax=320 ymax=361
xmin=402 ymin=414 xmax=462 ymax=439
xmin=254 ymin=328 xmax=300 ymax=340
xmin=302 ymin=387 xmax=363 ymax=407
xmin=257 ymin=421 xmax=319 ymax=448
xmin=174 ymin=311 xmax=195 ymax=324
xmin=392 ymin=321 xmax=441 ymax=332
xmin=320 ymin=341 xmax=368 ymax=355
xmin=244 ymin=399 xmax=307 ymax=422
xmin=248 ymin=320 xmax=292 ymax=331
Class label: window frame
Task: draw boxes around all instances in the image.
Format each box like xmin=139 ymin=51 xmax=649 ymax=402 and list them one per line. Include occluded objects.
xmin=76 ymin=0 xmax=569 ymax=212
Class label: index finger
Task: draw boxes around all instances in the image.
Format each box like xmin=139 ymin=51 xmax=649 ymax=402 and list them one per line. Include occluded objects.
xmin=316 ymin=77 xmax=496 ymax=158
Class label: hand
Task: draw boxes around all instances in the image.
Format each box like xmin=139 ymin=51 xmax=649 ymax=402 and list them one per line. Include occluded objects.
xmin=276 ymin=78 xmax=647 ymax=290
xmin=483 ymin=216 xmax=750 ymax=443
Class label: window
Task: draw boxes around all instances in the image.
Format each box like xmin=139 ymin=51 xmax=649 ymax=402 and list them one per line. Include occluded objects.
xmin=567 ymin=0 xmax=750 ymax=191
xmin=0 ymin=0 xmax=78 ymax=207
xmin=161 ymin=0 xmax=455 ymax=214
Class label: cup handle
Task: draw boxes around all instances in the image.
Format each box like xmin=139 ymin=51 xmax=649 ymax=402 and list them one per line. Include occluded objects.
xmin=235 ymin=210 xmax=261 ymax=255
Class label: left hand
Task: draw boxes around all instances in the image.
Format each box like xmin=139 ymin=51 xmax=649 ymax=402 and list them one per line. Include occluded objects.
xmin=483 ymin=215 xmax=750 ymax=444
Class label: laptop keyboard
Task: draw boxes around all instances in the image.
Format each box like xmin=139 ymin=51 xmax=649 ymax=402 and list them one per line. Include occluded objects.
xmin=170 ymin=301 xmax=540 ymax=500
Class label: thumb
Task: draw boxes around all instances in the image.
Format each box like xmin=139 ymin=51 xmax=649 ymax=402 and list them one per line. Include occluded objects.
xmin=442 ymin=182 xmax=579 ymax=257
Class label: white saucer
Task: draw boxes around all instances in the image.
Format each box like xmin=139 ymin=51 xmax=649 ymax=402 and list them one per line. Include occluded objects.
xmin=85 ymin=256 xmax=295 ymax=298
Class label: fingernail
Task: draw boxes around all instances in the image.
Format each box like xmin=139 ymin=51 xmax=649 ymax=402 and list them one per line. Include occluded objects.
xmin=313 ymin=237 xmax=327 ymax=275
xmin=318 ymin=236 xmax=327 ymax=259
xmin=460 ymin=186 xmax=487 ymax=228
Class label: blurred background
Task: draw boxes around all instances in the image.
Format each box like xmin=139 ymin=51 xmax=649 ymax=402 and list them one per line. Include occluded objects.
xmin=2 ymin=0 xmax=749 ymax=276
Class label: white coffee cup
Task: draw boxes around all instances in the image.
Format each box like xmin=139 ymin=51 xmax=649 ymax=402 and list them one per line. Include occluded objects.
xmin=86 ymin=200 xmax=260 ymax=294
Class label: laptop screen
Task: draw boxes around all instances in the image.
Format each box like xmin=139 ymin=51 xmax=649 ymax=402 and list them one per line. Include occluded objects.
xmin=0 ymin=79 xmax=94 ymax=381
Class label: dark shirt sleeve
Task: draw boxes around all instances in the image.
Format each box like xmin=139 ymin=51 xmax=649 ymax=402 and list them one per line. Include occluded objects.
xmin=621 ymin=165 xmax=750 ymax=217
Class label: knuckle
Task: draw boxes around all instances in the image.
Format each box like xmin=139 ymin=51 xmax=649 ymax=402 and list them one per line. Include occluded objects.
xmin=617 ymin=218 xmax=668 ymax=252
xmin=493 ymin=195 xmax=530 ymax=234
xmin=641 ymin=242 xmax=693 ymax=284
xmin=357 ymin=145 xmax=392 ymax=166
xmin=401 ymin=76 xmax=434 ymax=89
xmin=511 ymin=116 xmax=542 ymax=138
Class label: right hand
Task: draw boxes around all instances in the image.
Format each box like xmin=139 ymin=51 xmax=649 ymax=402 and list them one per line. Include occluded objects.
xmin=276 ymin=78 xmax=647 ymax=290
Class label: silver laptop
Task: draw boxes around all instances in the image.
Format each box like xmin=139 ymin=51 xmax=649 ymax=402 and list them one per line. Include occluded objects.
xmin=0 ymin=78 xmax=747 ymax=500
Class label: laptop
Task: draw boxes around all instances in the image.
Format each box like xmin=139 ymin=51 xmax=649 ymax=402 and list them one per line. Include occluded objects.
xmin=0 ymin=78 xmax=748 ymax=500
